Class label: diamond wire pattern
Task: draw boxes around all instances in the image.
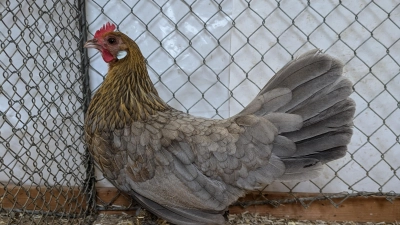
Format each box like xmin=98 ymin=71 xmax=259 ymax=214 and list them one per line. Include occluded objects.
xmin=86 ymin=0 xmax=400 ymax=211
xmin=2 ymin=0 xmax=399 ymax=220
xmin=0 ymin=0 xmax=95 ymax=224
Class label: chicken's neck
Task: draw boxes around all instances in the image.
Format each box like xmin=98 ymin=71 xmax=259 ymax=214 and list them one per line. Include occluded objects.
xmin=86 ymin=52 xmax=169 ymax=131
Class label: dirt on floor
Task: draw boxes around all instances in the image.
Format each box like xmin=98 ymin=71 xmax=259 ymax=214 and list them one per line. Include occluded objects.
xmin=0 ymin=212 xmax=398 ymax=225
xmin=92 ymin=211 xmax=399 ymax=225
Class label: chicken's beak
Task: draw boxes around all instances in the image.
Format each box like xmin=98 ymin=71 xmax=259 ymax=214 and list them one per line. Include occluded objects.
xmin=84 ymin=39 xmax=101 ymax=50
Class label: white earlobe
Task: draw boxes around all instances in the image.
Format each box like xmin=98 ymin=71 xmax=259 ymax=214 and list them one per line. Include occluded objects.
xmin=117 ymin=50 xmax=127 ymax=59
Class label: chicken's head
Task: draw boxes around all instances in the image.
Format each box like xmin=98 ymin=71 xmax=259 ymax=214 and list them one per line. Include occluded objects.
xmin=84 ymin=22 xmax=129 ymax=63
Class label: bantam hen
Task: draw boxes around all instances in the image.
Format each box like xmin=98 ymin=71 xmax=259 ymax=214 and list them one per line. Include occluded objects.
xmin=84 ymin=23 xmax=355 ymax=225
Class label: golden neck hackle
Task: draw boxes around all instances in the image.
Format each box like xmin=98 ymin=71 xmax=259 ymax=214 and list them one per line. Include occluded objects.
xmin=86 ymin=37 xmax=169 ymax=132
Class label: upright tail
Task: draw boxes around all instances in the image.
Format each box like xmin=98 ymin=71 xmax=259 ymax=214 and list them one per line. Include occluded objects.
xmin=239 ymin=50 xmax=356 ymax=181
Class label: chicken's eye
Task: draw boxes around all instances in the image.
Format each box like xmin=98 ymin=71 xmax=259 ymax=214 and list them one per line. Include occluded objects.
xmin=107 ymin=38 xmax=117 ymax=44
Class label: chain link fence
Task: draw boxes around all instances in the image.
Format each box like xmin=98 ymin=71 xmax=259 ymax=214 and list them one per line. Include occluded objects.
xmin=0 ymin=0 xmax=95 ymax=224
xmin=86 ymin=0 xmax=400 ymax=211
xmin=1 ymin=0 xmax=399 ymax=224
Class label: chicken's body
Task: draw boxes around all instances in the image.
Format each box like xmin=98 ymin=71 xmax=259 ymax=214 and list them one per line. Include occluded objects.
xmin=84 ymin=23 xmax=355 ymax=225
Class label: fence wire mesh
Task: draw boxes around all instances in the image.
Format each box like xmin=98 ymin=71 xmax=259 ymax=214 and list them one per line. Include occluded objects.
xmin=86 ymin=0 xmax=400 ymax=212
xmin=0 ymin=0 xmax=95 ymax=224
xmin=0 ymin=0 xmax=399 ymax=223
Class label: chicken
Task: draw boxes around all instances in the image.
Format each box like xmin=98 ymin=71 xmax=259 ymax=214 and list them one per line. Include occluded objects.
xmin=84 ymin=23 xmax=355 ymax=225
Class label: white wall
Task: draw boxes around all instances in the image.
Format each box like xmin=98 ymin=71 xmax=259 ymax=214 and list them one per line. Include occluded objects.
xmin=87 ymin=0 xmax=400 ymax=193
xmin=1 ymin=0 xmax=398 ymax=194
xmin=0 ymin=1 xmax=85 ymax=186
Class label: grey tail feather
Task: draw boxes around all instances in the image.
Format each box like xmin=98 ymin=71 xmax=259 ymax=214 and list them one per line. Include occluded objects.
xmin=129 ymin=190 xmax=226 ymax=225
xmin=242 ymin=50 xmax=356 ymax=181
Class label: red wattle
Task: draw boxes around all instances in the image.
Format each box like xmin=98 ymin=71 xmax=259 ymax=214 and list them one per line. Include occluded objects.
xmin=102 ymin=50 xmax=115 ymax=63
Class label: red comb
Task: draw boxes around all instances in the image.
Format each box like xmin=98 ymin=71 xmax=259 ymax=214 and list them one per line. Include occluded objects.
xmin=94 ymin=22 xmax=116 ymax=39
